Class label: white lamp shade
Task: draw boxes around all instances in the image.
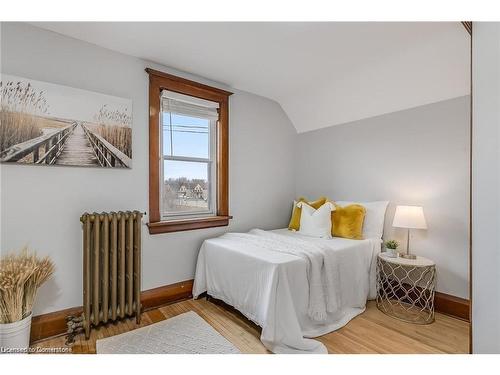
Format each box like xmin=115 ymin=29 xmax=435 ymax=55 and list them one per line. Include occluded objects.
xmin=392 ymin=205 xmax=427 ymax=229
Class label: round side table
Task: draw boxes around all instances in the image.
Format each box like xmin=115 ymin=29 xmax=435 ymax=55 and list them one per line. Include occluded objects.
xmin=376 ymin=252 xmax=436 ymax=324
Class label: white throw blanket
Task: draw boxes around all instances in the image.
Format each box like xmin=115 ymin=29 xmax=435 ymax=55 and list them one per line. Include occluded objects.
xmin=225 ymin=229 xmax=341 ymax=322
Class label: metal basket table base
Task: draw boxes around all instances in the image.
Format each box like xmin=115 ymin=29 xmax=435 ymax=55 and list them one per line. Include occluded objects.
xmin=376 ymin=254 xmax=436 ymax=325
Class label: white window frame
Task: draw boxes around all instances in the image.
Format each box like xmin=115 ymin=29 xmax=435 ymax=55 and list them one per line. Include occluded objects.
xmin=159 ymin=95 xmax=218 ymax=221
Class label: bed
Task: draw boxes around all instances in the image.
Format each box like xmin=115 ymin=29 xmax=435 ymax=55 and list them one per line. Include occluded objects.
xmin=193 ymin=227 xmax=382 ymax=354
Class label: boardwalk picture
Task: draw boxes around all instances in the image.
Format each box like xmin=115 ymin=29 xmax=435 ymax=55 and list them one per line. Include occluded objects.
xmin=0 ymin=74 xmax=132 ymax=168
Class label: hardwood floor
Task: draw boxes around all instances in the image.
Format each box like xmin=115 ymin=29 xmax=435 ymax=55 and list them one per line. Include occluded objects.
xmin=33 ymin=299 xmax=469 ymax=354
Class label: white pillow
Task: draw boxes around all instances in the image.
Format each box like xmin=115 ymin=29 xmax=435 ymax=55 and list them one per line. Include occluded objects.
xmin=336 ymin=200 xmax=389 ymax=239
xmin=297 ymin=202 xmax=335 ymax=238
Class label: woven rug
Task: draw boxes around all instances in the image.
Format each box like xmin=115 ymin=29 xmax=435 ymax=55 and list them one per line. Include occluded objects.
xmin=96 ymin=311 xmax=240 ymax=354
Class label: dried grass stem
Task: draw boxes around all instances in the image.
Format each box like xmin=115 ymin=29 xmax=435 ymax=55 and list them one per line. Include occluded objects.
xmin=0 ymin=247 xmax=54 ymax=323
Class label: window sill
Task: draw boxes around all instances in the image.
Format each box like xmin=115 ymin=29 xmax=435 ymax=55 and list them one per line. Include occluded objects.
xmin=147 ymin=215 xmax=232 ymax=234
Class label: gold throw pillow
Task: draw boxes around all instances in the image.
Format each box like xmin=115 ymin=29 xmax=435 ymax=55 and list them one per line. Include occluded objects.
xmin=331 ymin=203 xmax=366 ymax=240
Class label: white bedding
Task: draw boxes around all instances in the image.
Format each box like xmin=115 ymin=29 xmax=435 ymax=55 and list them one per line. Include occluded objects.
xmin=193 ymin=228 xmax=381 ymax=354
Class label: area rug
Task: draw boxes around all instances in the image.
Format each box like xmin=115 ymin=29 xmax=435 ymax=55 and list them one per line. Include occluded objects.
xmin=96 ymin=311 xmax=240 ymax=354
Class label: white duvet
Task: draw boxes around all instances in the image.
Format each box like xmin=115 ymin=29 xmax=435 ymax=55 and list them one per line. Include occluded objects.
xmin=193 ymin=228 xmax=381 ymax=354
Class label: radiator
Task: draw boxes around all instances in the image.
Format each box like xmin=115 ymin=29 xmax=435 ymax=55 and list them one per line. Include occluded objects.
xmin=80 ymin=211 xmax=143 ymax=339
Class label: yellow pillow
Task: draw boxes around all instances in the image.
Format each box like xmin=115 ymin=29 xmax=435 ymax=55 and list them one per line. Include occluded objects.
xmin=331 ymin=203 xmax=366 ymax=240
xmin=288 ymin=197 xmax=327 ymax=231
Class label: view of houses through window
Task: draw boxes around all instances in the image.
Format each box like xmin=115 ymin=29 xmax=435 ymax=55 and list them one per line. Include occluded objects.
xmin=162 ymin=172 xmax=210 ymax=214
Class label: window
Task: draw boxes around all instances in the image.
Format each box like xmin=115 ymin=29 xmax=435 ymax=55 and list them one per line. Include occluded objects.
xmin=146 ymin=69 xmax=233 ymax=234
xmin=161 ymin=91 xmax=217 ymax=219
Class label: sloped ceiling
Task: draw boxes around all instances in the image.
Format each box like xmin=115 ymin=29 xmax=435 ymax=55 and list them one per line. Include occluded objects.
xmin=30 ymin=22 xmax=470 ymax=133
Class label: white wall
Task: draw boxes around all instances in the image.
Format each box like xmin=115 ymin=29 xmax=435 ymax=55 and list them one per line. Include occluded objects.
xmin=472 ymin=22 xmax=500 ymax=353
xmin=295 ymin=97 xmax=470 ymax=298
xmin=0 ymin=22 xmax=297 ymax=315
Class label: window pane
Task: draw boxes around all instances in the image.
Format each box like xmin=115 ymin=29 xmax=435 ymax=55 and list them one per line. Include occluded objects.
xmin=162 ymin=160 xmax=210 ymax=215
xmin=162 ymin=112 xmax=209 ymax=158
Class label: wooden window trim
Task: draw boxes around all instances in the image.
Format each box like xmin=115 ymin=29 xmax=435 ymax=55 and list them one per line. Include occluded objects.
xmin=146 ymin=68 xmax=233 ymax=234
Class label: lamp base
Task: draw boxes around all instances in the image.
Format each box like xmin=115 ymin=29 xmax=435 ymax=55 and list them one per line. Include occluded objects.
xmin=399 ymin=253 xmax=417 ymax=260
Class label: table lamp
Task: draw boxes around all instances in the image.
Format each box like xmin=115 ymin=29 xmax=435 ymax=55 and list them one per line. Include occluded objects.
xmin=392 ymin=205 xmax=427 ymax=259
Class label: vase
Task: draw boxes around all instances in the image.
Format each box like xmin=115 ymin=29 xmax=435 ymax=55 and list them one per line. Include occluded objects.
xmin=0 ymin=313 xmax=32 ymax=354
xmin=385 ymin=248 xmax=398 ymax=258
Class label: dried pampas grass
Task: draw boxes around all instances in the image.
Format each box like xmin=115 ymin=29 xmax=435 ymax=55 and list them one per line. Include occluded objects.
xmin=0 ymin=247 xmax=54 ymax=323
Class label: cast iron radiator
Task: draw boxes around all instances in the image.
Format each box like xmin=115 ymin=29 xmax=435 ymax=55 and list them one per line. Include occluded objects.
xmin=69 ymin=211 xmax=143 ymax=341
